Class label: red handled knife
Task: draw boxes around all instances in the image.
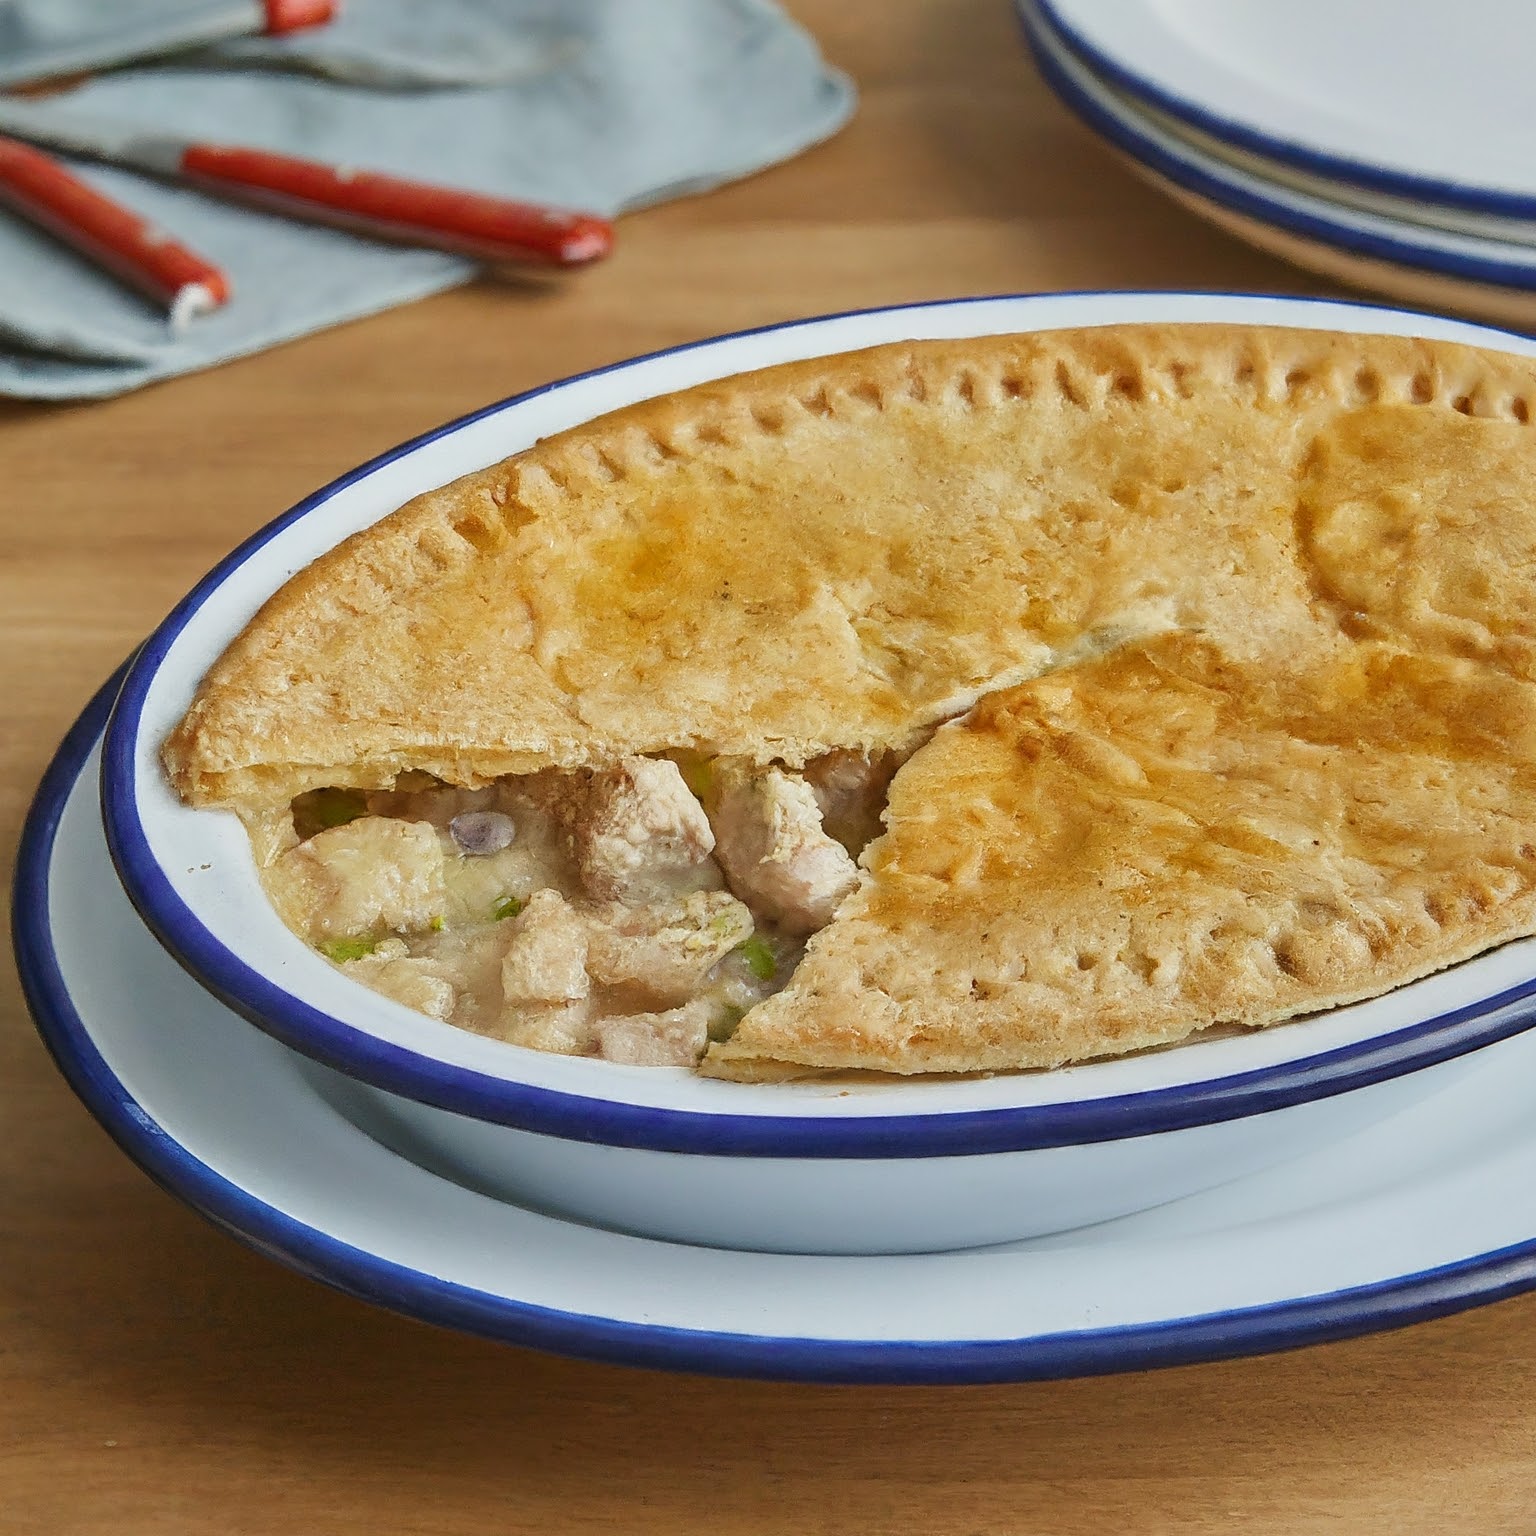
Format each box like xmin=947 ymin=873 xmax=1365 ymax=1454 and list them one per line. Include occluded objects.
xmin=0 ymin=98 xmax=614 ymax=268
xmin=0 ymin=136 xmax=230 ymax=324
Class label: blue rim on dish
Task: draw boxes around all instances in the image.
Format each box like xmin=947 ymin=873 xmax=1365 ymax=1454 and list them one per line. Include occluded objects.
xmin=99 ymin=291 xmax=1536 ymax=1159
xmin=20 ymin=674 xmax=1536 ymax=1382
xmin=1033 ymin=0 xmax=1536 ymax=223
xmin=1017 ymin=0 xmax=1536 ymax=295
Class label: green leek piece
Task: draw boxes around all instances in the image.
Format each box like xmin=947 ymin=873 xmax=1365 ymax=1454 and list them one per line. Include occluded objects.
xmin=736 ymin=934 xmax=777 ymax=981
xmin=320 ymin=935 xmax=378 ymax=963
xmin=492 ymin=894 xmax=525 ymax=922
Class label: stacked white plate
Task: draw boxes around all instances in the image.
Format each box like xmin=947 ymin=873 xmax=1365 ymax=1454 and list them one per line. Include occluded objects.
xmin=1018 ymin=0 xmax=1536 ymax=326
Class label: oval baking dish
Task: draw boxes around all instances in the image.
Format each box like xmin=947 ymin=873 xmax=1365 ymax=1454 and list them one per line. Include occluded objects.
xmin=99 ymin=290 xmax=1536 ymax=1253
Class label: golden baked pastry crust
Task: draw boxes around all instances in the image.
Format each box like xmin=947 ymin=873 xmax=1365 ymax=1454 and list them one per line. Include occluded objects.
xmin=164 ymin=324 xmax=1536 ymax=1074
xmin=706 ymin=635 xmax=1536 ymax=1075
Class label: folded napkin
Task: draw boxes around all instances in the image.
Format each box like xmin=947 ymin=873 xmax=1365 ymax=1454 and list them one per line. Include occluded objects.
xmin=0 ymin=0 xmax=854 ymax=399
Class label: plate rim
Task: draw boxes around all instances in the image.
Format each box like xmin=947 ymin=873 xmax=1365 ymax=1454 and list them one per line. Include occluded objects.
xmin=1034 ymin=0 xmax=1536 ymax=220
xmin=1018 ymin=0 xmax=1536 ymax=293
xmin=19 ymin=673 xmax=1536 ymax=1383
xmin=97 ymin=289 xmax=1536 ymax=1158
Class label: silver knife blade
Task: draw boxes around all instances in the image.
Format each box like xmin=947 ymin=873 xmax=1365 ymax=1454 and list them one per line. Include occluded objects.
xmin=0 ymin=98 xmax=187 ymax=176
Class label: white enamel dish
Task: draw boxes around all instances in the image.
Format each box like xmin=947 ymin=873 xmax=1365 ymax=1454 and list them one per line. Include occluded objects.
xmin=98 ymin=291 xmax=1536 ymax=1254
xmin=21 ymin=677 xmax=1536 ymax=1382
xmin=1036 ymin=0 xmax=1536 ymax=217
xmin=1017 ymin=2 xmax=1536 ymax=322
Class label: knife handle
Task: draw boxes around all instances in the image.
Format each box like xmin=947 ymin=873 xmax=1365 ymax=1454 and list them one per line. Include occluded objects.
xmin=263 ymin=0 xmax=339 ymax=33
xmin=0 ymin=136 xmax=229 ymax=321
xmin=176 ymin=145 xmax=615 ymax=267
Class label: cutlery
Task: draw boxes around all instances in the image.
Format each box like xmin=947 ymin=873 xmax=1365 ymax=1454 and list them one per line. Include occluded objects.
xmin=0 ymin=135 xmax=229 ymax=324
xmin=0 ymin=97 xmax=614 ymax=268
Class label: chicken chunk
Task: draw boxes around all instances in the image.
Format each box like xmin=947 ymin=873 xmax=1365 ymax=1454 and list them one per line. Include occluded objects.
xmin=343 ymin=939 xmax=458 ymax=1021
xmin=500 ymin=889 xmax=591 ymax=1005
xmin=500 ymin=999 xmax=595 ymax=1055
xmin=497 ymin=890 xmax=597 ymax=1052
xmin=594 ymin=1000 xmax=712 ymax=1067
xmin=803 ymin=748 xmax=901 ymax=856
xmin=268 ymin=816 xmax=447 ymax=942
xmin=574 ymin=756 xmax=720 ymax=904
xmin=584 ymin=889 xmax=754 ymax=1007
xmin=706 ymin=763 xmax=860 ymax=934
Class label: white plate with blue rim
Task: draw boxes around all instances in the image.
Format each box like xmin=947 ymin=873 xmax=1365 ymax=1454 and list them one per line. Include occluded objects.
xmin=1017 ymin=0 xmax=1536 ymax=327
xmin=20 ymin=670 xmax=1536 ymax=1383
xmin=1033 ymin=0 xmax=1536 ymax=220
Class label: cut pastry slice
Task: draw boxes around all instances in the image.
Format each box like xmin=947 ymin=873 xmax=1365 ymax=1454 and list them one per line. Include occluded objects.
xmin=704 ymin=633 xmax=1536 ymax=1076
xmin=164 ymin=323 xmax=1536 ymax=1075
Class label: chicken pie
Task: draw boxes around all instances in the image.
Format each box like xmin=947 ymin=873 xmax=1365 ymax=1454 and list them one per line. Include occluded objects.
xmin=165 ymin=325 xmax=1536 ymax=1075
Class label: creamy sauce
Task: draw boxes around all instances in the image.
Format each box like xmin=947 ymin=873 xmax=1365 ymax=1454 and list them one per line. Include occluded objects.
xmin=251 ymin=752 xmax=896 ymax=1066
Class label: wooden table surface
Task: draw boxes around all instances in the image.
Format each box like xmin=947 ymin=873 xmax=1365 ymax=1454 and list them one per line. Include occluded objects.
xmin=4 ymin=3 xmax=1533 ymax=1531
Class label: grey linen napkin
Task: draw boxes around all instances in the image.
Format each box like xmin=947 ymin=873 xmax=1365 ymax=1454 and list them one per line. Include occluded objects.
xmin=0 ymin=0 xmax=854 ymax=399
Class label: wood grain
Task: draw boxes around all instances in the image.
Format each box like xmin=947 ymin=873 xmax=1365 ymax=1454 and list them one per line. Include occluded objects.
xmin=3 ymin=2 xmax=1530 ymax=1531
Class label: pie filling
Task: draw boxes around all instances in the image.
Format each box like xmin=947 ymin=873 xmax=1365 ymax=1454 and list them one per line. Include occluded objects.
xmin=251 ymin=748 xmax=904 ymax=1066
